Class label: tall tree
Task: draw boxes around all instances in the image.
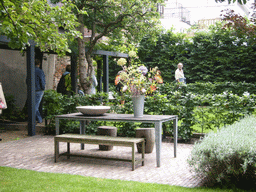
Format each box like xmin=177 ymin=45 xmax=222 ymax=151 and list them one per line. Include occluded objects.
xmin=0 ymin=0 xmax=82 ymax=55
xmin=52 ymin=0 xmax=164 ymax=94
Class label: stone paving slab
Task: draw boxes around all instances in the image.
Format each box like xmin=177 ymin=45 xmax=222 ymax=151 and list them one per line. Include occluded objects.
xmin=0 ymin=135 xmax=201 ymax=188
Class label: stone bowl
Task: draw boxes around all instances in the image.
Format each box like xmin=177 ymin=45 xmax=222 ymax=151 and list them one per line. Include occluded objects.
xmin=76 ymin=106 xmax=111 ymax=116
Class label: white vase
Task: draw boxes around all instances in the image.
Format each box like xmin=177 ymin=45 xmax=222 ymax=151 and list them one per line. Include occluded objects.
xmin=132 ymin=95 xmax=145 ymax=117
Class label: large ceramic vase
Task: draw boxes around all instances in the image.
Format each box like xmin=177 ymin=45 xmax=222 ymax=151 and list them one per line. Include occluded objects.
xmin=136 ymin=128 xmax=155 ymax=153
xmin=132 ymin=95 xmax=145 ymax=118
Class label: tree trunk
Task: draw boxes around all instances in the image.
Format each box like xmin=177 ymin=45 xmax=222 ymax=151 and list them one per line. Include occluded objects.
xmin=78 ymin=14 xmax=92 ymax=94
xmin=85 ymin=52 xmax=93 ymax=94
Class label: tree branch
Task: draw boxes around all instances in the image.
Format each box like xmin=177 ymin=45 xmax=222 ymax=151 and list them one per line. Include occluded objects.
xmin=0 ymin=0 xmax=17 ymax=28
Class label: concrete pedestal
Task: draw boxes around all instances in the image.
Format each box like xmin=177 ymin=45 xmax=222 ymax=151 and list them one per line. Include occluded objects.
xmin=135 ymin=128 xmax=155 ymax=153
xmin=97 ymin=126 xmax=117 ymax=151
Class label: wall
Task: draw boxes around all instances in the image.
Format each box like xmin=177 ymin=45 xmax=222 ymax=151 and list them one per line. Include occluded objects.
xmin=0 ymin=49 xmax=27 ymax=109
xmin=0 ymin=49 xmax=68 ymax=109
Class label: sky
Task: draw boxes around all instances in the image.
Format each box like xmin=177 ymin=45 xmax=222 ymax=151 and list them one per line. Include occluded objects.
xmin=161 ymin=0 xmax=254 ymax=31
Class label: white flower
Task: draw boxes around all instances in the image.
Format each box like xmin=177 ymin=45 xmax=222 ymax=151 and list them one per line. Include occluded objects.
xmin=128 ymin=51 xmax=137 ymax=58
xmin=141 ymin=88 xmax=146 ymax=93
xmin=117 ymin=58 xmax=127 ymax=66
xmin=243 ymin=91 xmax=250 ymax=97
xmin=122 ymin=85 xmax=128 ymax=92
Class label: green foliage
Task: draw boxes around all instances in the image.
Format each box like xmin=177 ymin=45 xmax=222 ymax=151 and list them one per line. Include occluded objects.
xmin=0 ymin=95 xmax=26 ymax=122
xmin=193 ymin=106 xmax=215 ymax=133
xmin=137 ymin=23 xmax=256 ymax=84
xmin=0 ymin=0 xmax=82 ymax=55
xmin=43 ymin=90 xmax=111 ymax=134
xmin=188 ymin=115 xmax=256 ymax=190
xmin=42 ymin=80 xmax=256 ymax=141
xmin=138 ymin=30 xmax=189 ymax=83
xmin=2 ymin=81 xmax=255 ymax=141
xmin=160 ymin=81 xmax=256 ymax=96
xmin=158 ymin=82 xmax=256 ymax=138
xmin=52 ymin=0 xmax=165 ymax=93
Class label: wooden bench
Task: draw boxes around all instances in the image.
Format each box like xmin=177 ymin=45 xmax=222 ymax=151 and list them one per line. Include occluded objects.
xmin=54 ymin=134 xmax=145 ymax=171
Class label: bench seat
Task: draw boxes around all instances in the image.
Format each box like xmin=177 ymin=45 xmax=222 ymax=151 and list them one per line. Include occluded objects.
xmin=54 ymin=134 xmax=145 ymax=171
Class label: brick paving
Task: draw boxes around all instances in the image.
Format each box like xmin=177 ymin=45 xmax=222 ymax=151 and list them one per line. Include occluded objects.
xmin=0 ymin=133 xmax=202 ymax=188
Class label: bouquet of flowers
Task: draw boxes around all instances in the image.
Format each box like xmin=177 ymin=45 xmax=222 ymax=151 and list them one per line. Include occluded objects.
xmin=115 ymin=51 xmax=163 ymax=97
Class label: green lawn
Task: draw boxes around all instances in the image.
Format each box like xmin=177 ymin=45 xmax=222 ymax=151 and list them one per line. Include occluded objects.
xmin=0 ymin=166 xmax=239 ymax=192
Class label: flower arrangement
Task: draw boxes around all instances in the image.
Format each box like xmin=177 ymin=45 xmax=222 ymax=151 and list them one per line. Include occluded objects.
xmin=115 ymin=51 xmax=163 ymax=97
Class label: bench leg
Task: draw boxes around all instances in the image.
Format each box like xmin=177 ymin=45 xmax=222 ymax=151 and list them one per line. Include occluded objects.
xmin=67 ymin=142 xmax=70 ymax=159
xmin=132 ymin=143 xmax=135 ymax=171
xmin=54 ymin=139 xmax=59 ymax=163
xmin=80 ymin=120 xmax=86 ymax=150
xmin=142 ymin=140 xmax=145 ymax=166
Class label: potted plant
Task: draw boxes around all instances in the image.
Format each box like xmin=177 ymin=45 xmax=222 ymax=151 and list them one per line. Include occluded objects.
xmin=115 ymin=51 xmax=163 ymax=117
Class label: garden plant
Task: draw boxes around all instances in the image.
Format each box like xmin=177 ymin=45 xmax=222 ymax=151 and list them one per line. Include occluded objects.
xmin=188 ymin=115 xmax=256 ymax=190
xmin=39 ymin=81 xmax=256 ymax=142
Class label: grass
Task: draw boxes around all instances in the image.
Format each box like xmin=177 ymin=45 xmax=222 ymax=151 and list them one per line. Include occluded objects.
xmin=0 ymin=166 xmax=241 ymax=192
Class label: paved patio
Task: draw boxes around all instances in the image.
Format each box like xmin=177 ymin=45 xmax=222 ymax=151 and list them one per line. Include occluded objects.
xmin=0 ymin=129 xmax=202 ymax=188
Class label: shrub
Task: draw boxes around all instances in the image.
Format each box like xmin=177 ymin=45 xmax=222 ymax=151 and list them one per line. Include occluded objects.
xmin=188 ymin=115 xmax=256 ymax=190
xmin=43 ymin=90 xmax=111 ymax=134
xmin=42 ymin=84 xmax=256 ymax=140
xmin=0 ymin=94 xmax=26 ymax=122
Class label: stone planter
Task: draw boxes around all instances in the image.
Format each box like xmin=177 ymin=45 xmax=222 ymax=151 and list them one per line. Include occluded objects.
xmin=97 ymin=126 xmax=117 ymax=151
xmin=135 ymin=128 xmax=155 ymax=153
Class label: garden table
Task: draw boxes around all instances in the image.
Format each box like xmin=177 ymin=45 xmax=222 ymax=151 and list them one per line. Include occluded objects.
xmin=55 ymin=113 xmax=178 ymax=167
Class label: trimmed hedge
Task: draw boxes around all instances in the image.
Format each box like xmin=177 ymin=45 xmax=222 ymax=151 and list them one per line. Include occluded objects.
xmin=42 ymin=82 xmax=256 ymax=140
xmin=188 ymin=115 xmax=256 ymax=190
xmin=137 ymin=25 xmax=256 ymax=84
xmin=159 ymin=81 xmax=256 ymax=96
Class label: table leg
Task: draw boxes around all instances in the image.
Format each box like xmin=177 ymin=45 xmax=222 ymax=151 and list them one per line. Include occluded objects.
xmin=142 ymin=140 xmax=145 ymax=166
xmin=54 ymin=138 xmax=59 ymax=163
xmin=132 ymin=143 xmax=135 ymax=171
xmin=155 ymin=121 xmax=162 ymax=167
xmin=80 ymin=120 xmax=85 ymax=150
xmin=173 ymin=117 xmax=178 ymax=158
xmin=67 ymin=142 xmax=70 ymax=159
xmin=55 ymin=118 xmax=59 ymax=135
